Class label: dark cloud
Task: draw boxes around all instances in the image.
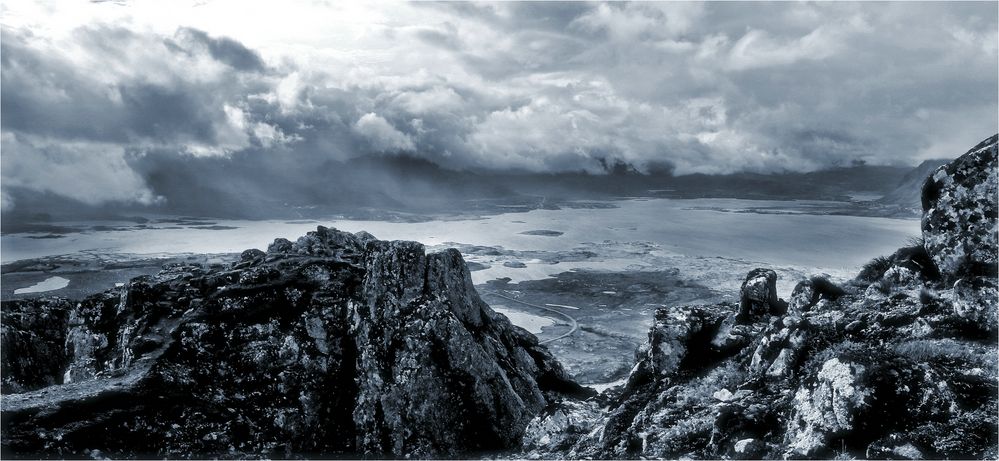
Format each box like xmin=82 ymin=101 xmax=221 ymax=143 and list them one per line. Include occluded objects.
xmin=0 ymin=26 xmax=270 ymax=149
xmin=173 ymin=27 xmax=266 ymax=71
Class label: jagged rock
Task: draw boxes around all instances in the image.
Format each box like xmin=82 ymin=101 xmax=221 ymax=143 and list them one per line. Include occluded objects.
xmin=790 ymin=276 xmax=846 ymax=313
xmin=354 ymin=230 xmax=378 ymax=243
xmin=739 ymin=268 xmax=786 ymax=321
xmin=240 ymin=248 xmax=265 ymax=262
xmin=921 ymin=134 xmax=998 ymax=281
xmin=748 ymin=316 xmax=809 ymax=380
xmin=291 ymin=225 xmax=364 ymax=256
xmin=867 ymin=264 xmax=921 ymax=297
xmin=0 ymin=299 xmax=72 ymax=393
xmin=709 ymin=315 xmax=753 ymax=353
xmin=1 ymin=227 xmax=587 ymax=458
xmin=577 ymin=301 xmax=762 ymax=459
xmin=784 ymin=358 xmax=871 ymax=458
xmin=267 ymin=237 xmax=293 ymax=253
xmin=950 ymin=276 xmax=998 ymax=331
xmin=520 ymin=399 xmax=603 ymax=458
xmin=635 ymin=305 xmax=730 ymax=380
xmin=789 ymin=280 xmax=817 ymax=313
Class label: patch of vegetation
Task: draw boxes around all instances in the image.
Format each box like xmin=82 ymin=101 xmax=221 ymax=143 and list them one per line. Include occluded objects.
xmin=856 ymin=238 xmax=939 ymax=285
xmin=892 ymin=339 xmax=995 ymax=369
xmin=857 ymin=256 xmax=893 ymax=283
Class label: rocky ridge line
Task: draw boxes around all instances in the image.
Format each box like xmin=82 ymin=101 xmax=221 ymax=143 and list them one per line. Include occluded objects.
xmin=1 ymin=227 xmax=591 ymax=458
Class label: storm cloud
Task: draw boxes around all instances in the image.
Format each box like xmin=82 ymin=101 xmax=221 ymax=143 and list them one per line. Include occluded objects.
xmin=1 ymin=1 xmax=996 ymax=212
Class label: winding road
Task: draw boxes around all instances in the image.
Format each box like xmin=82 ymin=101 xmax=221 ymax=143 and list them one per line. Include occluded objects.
xmin=481 ymin=289 xmax=579 ymax=345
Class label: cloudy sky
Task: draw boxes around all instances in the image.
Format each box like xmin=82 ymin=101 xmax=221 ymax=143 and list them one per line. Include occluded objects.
xmin=1 ymin=1 xmax=997 ymax=212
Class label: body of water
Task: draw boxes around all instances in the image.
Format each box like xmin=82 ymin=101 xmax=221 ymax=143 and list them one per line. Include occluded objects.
xmin=2 ymin=198 xmax=920 ymax=295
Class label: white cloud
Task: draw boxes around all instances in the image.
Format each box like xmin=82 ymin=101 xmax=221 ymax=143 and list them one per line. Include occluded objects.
xmin=354 ymin=113 xmax=416 ymax=152
xmin=0 ymin=133 xmax=162 ymax=206
xmin=727 ymin=27 xmax=843 ymax=71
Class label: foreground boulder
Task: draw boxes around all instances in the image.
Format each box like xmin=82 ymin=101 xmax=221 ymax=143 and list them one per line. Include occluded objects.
xmin=922 ymin=134 xmax=998 ymax=282
xmin=1 ymin=227 xmax=589 ymax=459
xmin=522 ymin=134 xmax=999 ymax=460
xmin=738 ymin=268 xmax=788 ymax=321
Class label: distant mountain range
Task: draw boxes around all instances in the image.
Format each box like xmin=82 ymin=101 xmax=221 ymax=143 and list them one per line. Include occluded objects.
xmin=1 ymin=155 xmax=950 ymax=230
xmin=877 ymin=159 xmax=951 ymax=210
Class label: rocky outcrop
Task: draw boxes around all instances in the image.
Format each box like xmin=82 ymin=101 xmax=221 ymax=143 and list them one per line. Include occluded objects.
xmin=1 ymin=299 xmax=72 ymax=393
xmin=1 ymin=227 xmax=589 ymax=459
xmin=784 ymin=358 xmax=871 ymax=456
xmin=739 ymin=268 xmax=786 ymax=321
xmin=521 ymin=134 xmax=999 ymax=460
xmin=921 ymin=134 xmax=998 ymax=282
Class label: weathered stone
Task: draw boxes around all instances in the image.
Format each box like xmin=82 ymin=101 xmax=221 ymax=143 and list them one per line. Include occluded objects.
xmin=240 ymin=248 xmax=265 ymax=262
xmin=922 ymin=134 xmax=998 ymax=282
xmin=267 ymin=237 xmax=293 ymax=253
xmin=732 ymin=438 xmax=765 ymax=459
xmin=739 ymin=268 xmax=786 ymax=321
xmin=789 ymin=279 xmax=817 ymax=313
xmin=354 ymin=230 xmax=378 ymax=243
xmin=950 ymin=276 xmax=998 ymax=332
xmin=0 ymin=299 xmax=72 ymax=393
xmin=637 ymin=305 xmax=727 ymax=379
xmin=785 ymin=358 xmax=871 ymax=458
xmin=520 ymin=400 xmax=603 ymax=458
xmin=867 ymin=435 xmax=926 ymax=460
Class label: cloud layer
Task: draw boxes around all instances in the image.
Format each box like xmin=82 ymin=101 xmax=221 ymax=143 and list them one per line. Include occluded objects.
xmin=1 ymin=1 xmax=996 ymax=212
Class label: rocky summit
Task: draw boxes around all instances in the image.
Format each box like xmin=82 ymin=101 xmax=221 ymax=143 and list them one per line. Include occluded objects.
xmin=1 ymin=227 xmax=590 ymax=459
xmin=520 ymin=134 xmax=998 ymax=460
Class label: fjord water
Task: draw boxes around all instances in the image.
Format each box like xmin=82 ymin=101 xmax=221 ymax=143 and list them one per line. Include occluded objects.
xmin=3 ymin=198 xmax=919 ymax=285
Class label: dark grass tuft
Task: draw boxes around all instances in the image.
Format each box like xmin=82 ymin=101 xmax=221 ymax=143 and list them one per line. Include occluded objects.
xmin=858 ymin=255 xmax=893 ymax=282
xmin=810 ymin=276 xmax=847 ymax=300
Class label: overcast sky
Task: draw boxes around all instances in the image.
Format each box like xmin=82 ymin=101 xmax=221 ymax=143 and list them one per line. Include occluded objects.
xmin=1 ymin=1 xmax=997 ymax=210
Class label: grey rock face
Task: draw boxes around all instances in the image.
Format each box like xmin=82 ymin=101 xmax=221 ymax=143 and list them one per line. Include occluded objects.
xmin=922 ymin=134 xmax=998 ymax=282
xmin=1 ymin=227 xmax=587 ymax=458
xmin=784 ymin=358 xmax=871 ymax=457
xmin=739 ymin=268 xmax=787 ymax=321
xmin=0 ymin=299 xmax=72 ymax=393
xmin=789 ymin=280 xmax=817 ymax=313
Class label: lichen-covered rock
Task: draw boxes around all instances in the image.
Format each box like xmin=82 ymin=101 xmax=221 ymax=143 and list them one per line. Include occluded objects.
xmin=739 ymin=268 xmax=786 ymax=321
xmin=520 ymin=399 xmax=603 ymax=458
xmin=790 ymin=276 xmax=846 ymax=314
xmin=748 ymin=316 xmax=809 ymax=380
xmin=635 ymin=305 xmax=728 ymax=380
xmin=784 ymin=358 xmax=871 ymax=458
xmin=921 ymin=134 xmax=998 ymax=282
xmin=267 ymin=237 xmax=293 ymax=253
xmin=732 ymin=437 xmax=766 ymax=459
xmin=1 ymin=227 xmax=587 ymax=459
xmin=789 ymin=280 xmax=817 ymax=313
xmin=950 ymin=276 xmax=998 ymax=331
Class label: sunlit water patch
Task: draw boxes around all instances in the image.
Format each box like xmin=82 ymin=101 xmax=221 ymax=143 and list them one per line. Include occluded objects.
xmin=491 ymin=305 xmax=556 ymax=334
xmin=13 ymin=276 xmax=70 ymax=294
